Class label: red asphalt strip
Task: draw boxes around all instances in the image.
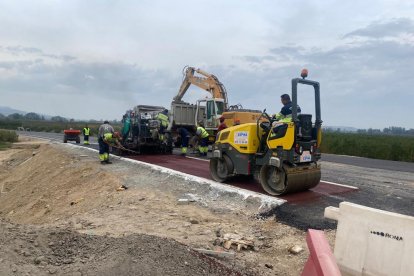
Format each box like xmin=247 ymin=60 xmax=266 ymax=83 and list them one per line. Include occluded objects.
xmin=126 ymin=154 xmax=357 ymax=203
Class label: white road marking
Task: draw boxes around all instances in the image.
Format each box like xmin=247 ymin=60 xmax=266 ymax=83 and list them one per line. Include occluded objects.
xmin=321 ymin=180 xmax=359 ymax=190
xmin=185 ymin=156 xmax=209 ymax=162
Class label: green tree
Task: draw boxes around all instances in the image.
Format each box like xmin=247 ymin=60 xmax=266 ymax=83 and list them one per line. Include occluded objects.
xmin=51 ymin=116 xmax=67 ymax=122
xmin=24 ymin=112 xmax=41 ymax=120
xmin=8 ymin=113 xmax=24 ymax=120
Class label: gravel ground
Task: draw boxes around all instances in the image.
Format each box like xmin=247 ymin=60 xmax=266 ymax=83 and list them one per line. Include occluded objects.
xmin=0 ymin=220 xmax=246 ymax=276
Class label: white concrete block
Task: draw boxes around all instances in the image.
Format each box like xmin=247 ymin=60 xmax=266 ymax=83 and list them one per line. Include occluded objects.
xmin=324 ymin=202 xmax=414 ymax=276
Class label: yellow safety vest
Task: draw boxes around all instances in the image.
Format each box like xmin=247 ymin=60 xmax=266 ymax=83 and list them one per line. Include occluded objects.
xmin=156 ymin=113 xmax=169 ymax=127
xmin=197 ymin=127 xmax=209 ymax=138
xmin=83 ymin=127 xmax=90 ymax=135
xmin=103 ymin=133 xmax=114 ymax=142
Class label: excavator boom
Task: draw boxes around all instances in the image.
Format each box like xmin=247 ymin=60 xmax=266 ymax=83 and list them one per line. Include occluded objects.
xmin=173 ymin=66 xmax=228 ymax=109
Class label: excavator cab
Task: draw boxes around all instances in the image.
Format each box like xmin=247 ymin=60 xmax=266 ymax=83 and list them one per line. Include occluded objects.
xmin=196 ymin=98 xmax=225 ymax=130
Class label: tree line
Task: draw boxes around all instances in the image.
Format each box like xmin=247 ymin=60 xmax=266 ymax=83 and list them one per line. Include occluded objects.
xmin=0 ymin=112 xmax=120 ymax=124
xmin=1 ymin=112 xmax=412 ymax=162
xmin=0 ymin=112 xmax=121 ymax=134
xmin=324 ymin=126 xmax=414 ymax=136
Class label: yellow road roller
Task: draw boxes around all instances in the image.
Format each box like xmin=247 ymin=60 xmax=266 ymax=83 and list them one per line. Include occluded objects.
xmin=209 ymin=71 xmax=322 ymax=195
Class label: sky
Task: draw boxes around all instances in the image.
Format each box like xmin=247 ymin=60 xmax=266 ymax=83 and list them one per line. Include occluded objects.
xmin=0 ymin=0 xmax=413 ymax=129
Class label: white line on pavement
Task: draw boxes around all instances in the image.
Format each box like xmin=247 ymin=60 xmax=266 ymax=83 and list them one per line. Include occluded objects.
xmin=185 ymin=156 xmax=209 ymax=162
xmin=321 ymin=180 xmax=359 ymax=190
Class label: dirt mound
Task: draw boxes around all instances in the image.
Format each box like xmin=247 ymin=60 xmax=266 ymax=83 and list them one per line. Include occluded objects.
xmin=0 ymin=139 xmax=317 ymax=276
xmin=0 ymin=143 xmax=121 ymax=224
xmin=0 ymin=220 xmax=245 ymax=276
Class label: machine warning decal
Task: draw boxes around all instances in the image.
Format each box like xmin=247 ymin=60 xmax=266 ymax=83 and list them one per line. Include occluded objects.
xmin=234 ymin=131 xmax=248 ymax=144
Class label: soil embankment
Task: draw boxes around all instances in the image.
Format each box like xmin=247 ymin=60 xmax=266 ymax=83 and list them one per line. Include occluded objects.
xmin=0 ymin=137 xmax=331 ymax=275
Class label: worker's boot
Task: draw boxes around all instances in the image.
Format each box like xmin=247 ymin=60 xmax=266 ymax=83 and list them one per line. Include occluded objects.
xmin=105 ymin=160 xmax=112 ymax=164
xmin=100 ymin=161 xmax=106 ymax=165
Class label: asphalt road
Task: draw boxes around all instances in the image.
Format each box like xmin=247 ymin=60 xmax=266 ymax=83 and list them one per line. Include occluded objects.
xmin=322 ymin=153 xmax=414 ymax=173
xmin=18 ymin=131 xmax=414 ymax=230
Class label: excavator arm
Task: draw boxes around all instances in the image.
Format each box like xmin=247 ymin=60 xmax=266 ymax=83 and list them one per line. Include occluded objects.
xmin=173 ymin=66 xmax=228 ymax=109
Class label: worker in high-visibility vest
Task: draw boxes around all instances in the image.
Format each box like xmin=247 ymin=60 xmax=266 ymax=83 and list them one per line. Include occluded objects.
xmin=83 ymin=125 xmax=90 ymax=145
xmin=177 ymin=127 xmax=190 ymax=157
xmin=273 ymin=94 xmax=301 ymax=123
xmin=98 ymin=120 xmax=114 ymax=164
xmin=271 ymin=94 xmax=302 ymax=136
xmin=196 ymin=122 xmax=209 ymax=156
xmin=101 ymin=132 xmax=123 ymax=164
xmin=156 ymin=109 xmax=169 ymax=141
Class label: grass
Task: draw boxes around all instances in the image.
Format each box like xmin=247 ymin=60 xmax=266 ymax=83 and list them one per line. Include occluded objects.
xmin=0 ymin=129 xmax=18 ymax=150
xmin=0 ymin=142 xmax=12 ymax=150
xmin=320 ymin=132 xmax=414 ymax=162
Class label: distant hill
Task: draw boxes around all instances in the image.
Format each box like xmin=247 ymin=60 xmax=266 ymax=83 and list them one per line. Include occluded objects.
xmin=0 ymin=106 xmax=26 ymax=116
xmin=0 ymin=106 xmax=54 ymax=120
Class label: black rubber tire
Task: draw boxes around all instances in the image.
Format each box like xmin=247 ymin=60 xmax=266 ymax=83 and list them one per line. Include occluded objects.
xmin=209 ymin=155 xmax=233 ymax=182
xmin=63 ymin=135 xmax=68 ymax=143
xmin=259 ymin=165 xmax=287 ymax=195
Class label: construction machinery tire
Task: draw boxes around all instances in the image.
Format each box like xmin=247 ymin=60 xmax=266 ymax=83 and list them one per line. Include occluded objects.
xmin=209 ymin=154 xmax=233 ymax=182
xmin=259 ymin=163 xmax=321 ymax=195
xmin=259 ymin=165 xmax=287 ymax=195
xmin=63 ymin=135 xmax=68 ymax=143
xmin=76 ymin=137 xmax=80 ymax=144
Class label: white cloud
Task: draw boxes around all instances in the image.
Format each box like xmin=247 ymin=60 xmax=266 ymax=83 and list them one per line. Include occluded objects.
xmin=0 ymin=1 xmax=413 ymax=129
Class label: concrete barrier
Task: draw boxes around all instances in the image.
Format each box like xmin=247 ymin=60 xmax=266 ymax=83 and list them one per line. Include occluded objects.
xmin=325 ymin=202 xmax=414 ymax=276
xmin=301 ymin=229 xmax=341 ymax=276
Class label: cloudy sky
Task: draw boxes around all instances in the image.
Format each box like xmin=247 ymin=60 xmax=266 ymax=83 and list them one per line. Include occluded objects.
xmin=0 ymin=0 xmax=413 ymax=129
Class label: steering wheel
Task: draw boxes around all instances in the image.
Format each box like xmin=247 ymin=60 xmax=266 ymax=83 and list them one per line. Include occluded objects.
xmin=257 ymin=109 xmax=272 ymax=141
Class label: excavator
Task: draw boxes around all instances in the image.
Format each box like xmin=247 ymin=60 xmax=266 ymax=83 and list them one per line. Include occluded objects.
xmin=209 ymin=69 xmax=322 ymax=195
xmin=168 ymin=66 xmax=261 ymax=140
xmin=174 ymin=66 xmax=229 ymax=107
xmin=171 ymin=66 xmax=228 ymax=132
